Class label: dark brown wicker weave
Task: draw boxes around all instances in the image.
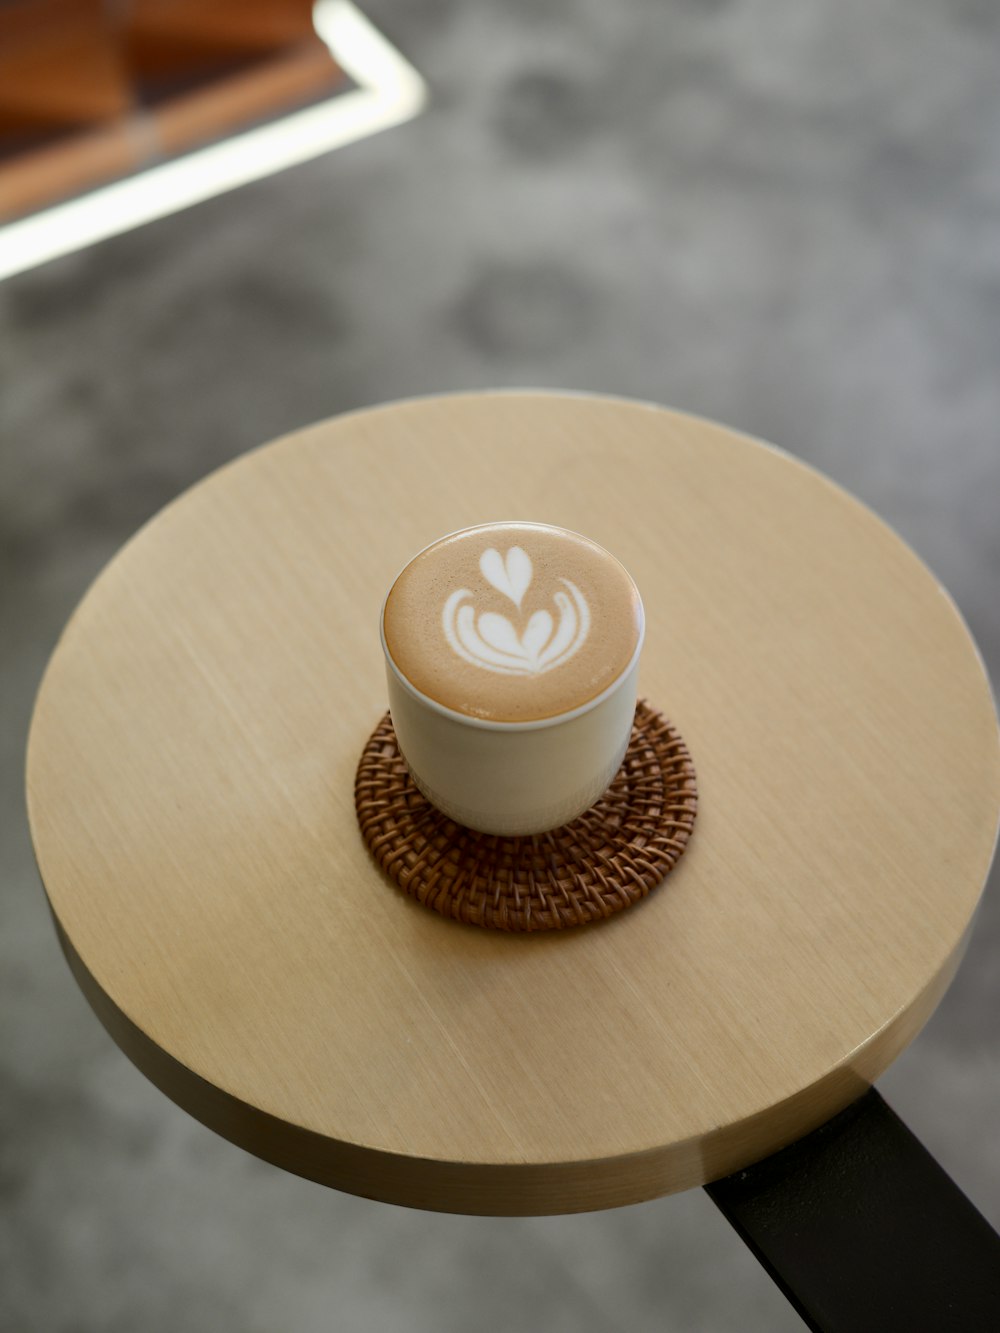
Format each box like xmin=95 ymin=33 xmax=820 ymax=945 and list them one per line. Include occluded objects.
xmin=355 ymin=700 xmax=697 ymax=932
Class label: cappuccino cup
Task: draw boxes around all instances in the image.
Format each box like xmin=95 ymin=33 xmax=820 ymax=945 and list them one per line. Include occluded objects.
xmin=380 ymin=522 xmax=644 ymax=836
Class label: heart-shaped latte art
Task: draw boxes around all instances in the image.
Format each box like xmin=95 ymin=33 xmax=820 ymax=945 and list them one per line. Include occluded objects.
xmin=477 ymin=609 xmax=555 ymax=663
xmin=442 ymin=543 xmax=591 ymax=677
xmin=480 ymin=546 xmax=532 ymax=609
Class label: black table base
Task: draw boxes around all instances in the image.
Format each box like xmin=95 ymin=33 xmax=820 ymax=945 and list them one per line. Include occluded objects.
xmin=707 ymin=1089 xmax=1000 ymax=1332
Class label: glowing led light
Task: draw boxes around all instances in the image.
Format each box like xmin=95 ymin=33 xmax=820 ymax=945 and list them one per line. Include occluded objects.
xmin=0 ymin=1 xmax=427 ymax=282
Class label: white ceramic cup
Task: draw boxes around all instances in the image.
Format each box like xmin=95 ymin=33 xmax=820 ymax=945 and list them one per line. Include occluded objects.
xmin=380 ymin=524 xmax=644 ymax=836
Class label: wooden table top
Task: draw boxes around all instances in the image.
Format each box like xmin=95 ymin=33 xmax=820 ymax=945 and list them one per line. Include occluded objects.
xmin=26 ymin=391 xmax=1000 ymax=1215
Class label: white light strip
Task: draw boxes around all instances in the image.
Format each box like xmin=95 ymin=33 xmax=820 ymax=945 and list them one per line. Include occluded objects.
xmin=0 ymin=1 xmax=427 ymax=282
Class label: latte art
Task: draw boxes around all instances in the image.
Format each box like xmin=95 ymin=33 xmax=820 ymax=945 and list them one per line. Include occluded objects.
xmin=443 ymin=547 xmax=591 ymax=676
xmin=382 ymin=521 xmax=643 ymax=723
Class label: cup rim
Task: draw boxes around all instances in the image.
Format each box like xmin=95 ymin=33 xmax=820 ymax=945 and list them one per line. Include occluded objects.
xmin=379 ymin=521 xmax=646 ymax=733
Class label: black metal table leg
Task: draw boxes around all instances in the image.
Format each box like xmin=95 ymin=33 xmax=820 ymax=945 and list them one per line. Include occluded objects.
xmin=706 ymin=1089 xmax=1000 ymax=1332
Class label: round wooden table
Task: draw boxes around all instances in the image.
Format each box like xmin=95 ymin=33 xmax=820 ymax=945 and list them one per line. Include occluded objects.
xmin=26 ymin=392 xmax=1000 ymax=1215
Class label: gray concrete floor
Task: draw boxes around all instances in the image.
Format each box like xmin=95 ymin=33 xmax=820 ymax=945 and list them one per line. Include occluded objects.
xmin=2 ymin=1 xmax=999 ymax=1329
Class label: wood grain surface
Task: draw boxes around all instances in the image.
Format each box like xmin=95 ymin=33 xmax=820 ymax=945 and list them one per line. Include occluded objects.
xmin=26 ymin=392 xmax=1000 ymax=1214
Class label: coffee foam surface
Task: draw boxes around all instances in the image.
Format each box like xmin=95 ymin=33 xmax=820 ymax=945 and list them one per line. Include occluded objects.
xmin=383 ymin=523 xmax=643 ymax=723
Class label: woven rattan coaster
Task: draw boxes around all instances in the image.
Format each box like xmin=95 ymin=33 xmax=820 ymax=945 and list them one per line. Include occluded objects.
xmin=355 ymin=700 xmax=697 ymax=932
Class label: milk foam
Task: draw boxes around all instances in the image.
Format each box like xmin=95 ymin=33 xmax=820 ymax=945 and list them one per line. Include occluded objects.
xmin=382 ymin=522 xmax=643 ymax=724
xmin=442 ymin=547 xmax=591 ymax=676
